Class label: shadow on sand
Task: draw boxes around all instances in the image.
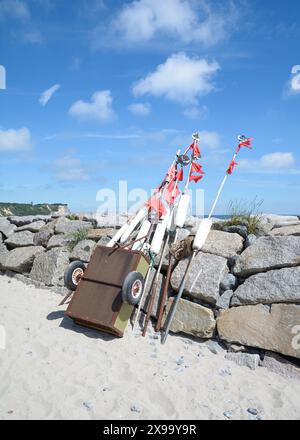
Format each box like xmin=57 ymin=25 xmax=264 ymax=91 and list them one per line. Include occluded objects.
xmin=46 ymin=310 xmax=116 ymax=342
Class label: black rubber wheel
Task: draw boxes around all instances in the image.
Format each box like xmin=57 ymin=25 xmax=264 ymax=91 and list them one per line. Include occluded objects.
xmin=64 ymin=261 xmax=86 ymax=291
xmin=121 ymin=271 xmax=145 ymax=305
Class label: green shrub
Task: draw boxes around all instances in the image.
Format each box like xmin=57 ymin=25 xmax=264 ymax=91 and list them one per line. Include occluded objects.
xmin=68 ymin=228 xmax=91 ymax=251
xmin=222 ymin=198 xmax=264 ymax=235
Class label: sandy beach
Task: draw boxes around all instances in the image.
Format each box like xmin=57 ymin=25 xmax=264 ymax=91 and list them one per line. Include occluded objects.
xmin=0 ymin=274 xmax=299 ymax=420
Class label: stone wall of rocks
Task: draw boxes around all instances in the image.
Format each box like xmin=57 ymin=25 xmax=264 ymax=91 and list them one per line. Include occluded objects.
xmin=1 ymin=212 xmax=300 ymax=377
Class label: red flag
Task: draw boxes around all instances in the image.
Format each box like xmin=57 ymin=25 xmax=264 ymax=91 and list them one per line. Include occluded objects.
xmin=227 ymin=159 xmax=238 ymax=175
xmin=166 ymin=164 xmax=177 ymax=181
xmin=147 ymin=196 xmax=166 ymax=218
xmin=164 ymin=179 xmax=180 ymax=204
xmin=177 ymin=168 xmax=183 ymax=181
xmin=189 ymin=141 xmax=201 ymax=158
xmin=192 ymin=162 xmax=205 ymax=174
xmin=236 ymin=138 xmax=253 ymax=154
xmin=189 ymin=174 xmax=203 ymax=183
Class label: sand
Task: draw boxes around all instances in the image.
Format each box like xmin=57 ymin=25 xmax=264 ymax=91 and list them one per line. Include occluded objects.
xmin=0 ymin=274 xmax=299 ymax=420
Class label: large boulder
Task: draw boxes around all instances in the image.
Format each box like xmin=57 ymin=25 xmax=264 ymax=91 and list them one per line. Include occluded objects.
xmin=9 ymin=215 xmax=51 ymax=226
xmin=163 ymin=297 xmax=216 ymax=338
xmin=70 ymin=240 xmax=96 ymax=262
xmin=217 ymin=303 xmax=300 ymax=360
xmin=16 ymin=220 xmax=45 ymax=233
xmin=0 ymin=242 xmax=8 ymax=255
xmin=262 ymin=214 xmax=300 ymax=228
xmin=261 ymin=351 xmax=300 ymax=380
xmin=87 ymin=228 xmax=114 ymax=241
xmin=54 ymin=217 xmax=93 ymax=234
xmin=0 ymin=218 xmax=16 ymax=238
xmin=5 ymin=231 xmax=35 ymax=248
xmin=225 ymin=352 xmax=260 ymax=370
xmin=233 ymin=236 xmax=300 ymax=277
xmin=47 ymin=234 xmax=71 ymax=249
xmin=231 ymin=267 xmax=300 ymax=306
xmin=0 ymin=246 xmax=44 ymax=273
xmin=30 ymin=248 xmax=70 ymax=286
xmin=222 ymin=225 xmax=248 ymax=239
xmin=271 ymin=224 xmax=300 ymax=237
xmin=171 ymin=252 xmax=228 ymax=305
xmin=201 ymin=230 xmax=244 ymax=258
xmin=33 ymin=230 xmax=51 ymax=247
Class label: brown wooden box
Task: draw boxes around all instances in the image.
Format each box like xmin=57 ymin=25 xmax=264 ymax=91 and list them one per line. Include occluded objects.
xmin=66 ymin=246 xmax=149 ymax=337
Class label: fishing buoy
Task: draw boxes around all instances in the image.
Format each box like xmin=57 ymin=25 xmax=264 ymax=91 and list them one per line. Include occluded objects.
xmin=175 ymin=194 xmax=190 ymax=228
xmin=166 ymin=209 xmax=176 ymax=233
xmin=132 ymin=220 xmax=151 ymax=251
xmin=150 ymin=213 xmax=170 ymax=255
xmin=107 ymin=223 xmax=129 ymax=248
xmin=120 ymin=208 xmax=147 ymax=244
xmin=193 ymin=219 xmax=212 ymax=251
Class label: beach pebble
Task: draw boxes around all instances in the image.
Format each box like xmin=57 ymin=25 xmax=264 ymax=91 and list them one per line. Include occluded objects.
xmin=83 ymin=401 xmax=92 ymax=410
xmin=223 ymin=410 xmax=233 ymax=419
xmin=219 ymin=367 xmax=232 ymax=377
xmin=176 ymin=356 xmax=185 ymax=366
xmin=131 ymin=404 xmax=141 ymax=413
xmin=247 ymin=407 xmax=259 ymax=416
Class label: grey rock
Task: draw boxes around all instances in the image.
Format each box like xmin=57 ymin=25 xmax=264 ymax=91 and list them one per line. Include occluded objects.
xmin=171 ymin=252 xmax=228 ymax=305
xmin=70 ymin=240 xmax=96 ymax=263
xmin=16 ymin=221 xmax=45 ymax=233
xmin=47 ymin=234 xmax=71 ymax=249
xmin=216 ymin=290 xmax=234 ymax=310
xmin=0 ymin=218 xmax=16 ymax=238
xmin=255 ymin=216 xmax=273 ymax=236
xmin=39 ymin=219 xmax=58 ymax=234
xmin=0 ymin=246 xmax=44 ymax=273
xmin=201 ymin=230 xmax=244 ymax=258
xmin=33 ymin=230 xmax=51 ymax=247
xmin=97 ymin=236 xmax=111 ymax=247
xmin=163 ymin=297 xmax=216 ymax=338
xmin=9 ymin=215 xmax=51 ymax=226
xmin=220 ymin=274 xmax=237 ymax=291
xmin=228 ymin=343 xmax=247 ymax=353
xmin=86 ymin=228 xmax=114 ymax=241
xmin=0 ymin=242 xmax=8 ymax=255
xmin=232 ymin=267 xmax=300 ymax=306
xmin=54 ymin=217 xmax=93 ymax=234
xmin=30 ymin=248 xmax=70 ymax=286
xmin=5 ymin=231 xmax=35 ymax=248
xmin=222 ymin=225 xmax=248 ymax=239
xmin=217 ymin=303 xmax=300 ymax=360
xmin=204 ymin=339 xmax=226 ymax=355
xmin=233 ymin=236 xmax=300 ymax=277
xmin=261 ymin=351 xmax=300 ymax=380
xmin=262 ymin=214 xmax=300 ymax=228
xmin=184 ymin=216 xmax=199 ymax=231
xmin=225 ymin=352 xmax=260 ymax=370
xmin=271 ymin=224 xmax=300 ymax=237
xmin=245 ymin=234 xmax=257 ymax=248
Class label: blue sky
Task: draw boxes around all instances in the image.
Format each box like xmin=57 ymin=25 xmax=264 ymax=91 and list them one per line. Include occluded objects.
xmin=0 ymin=0 xmax=300 ymax=215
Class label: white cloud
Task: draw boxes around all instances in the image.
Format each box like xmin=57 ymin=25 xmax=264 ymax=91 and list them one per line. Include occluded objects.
xmin=55 ymin=156 xmax=89 ymax=182
xmin=133 ymin=52 xmax=220 ymax=105
xmin=23 ymin=29 xmax=43 ymax=44
xmin=183 ymin=105 xmax=208 ymax=120
xmin=288 ymin=65 xmax=300 ymax=95
xmin=0 ymin=127 xmax=32 ymax=151
xmin=109 ymin=0 xmax=238 ymax=47
xmin=198 ymin=130 xmax=220 ymax=150
xmin=39 ymin=84 xmax=60 ymax=106
xmin=69 ymin=90 xmax=115 ymax=122
xmin=128 ymin=102 xmax=151 ymax=116
xmin=0 ymin=0 xmax=30 ymax=21
xmin=239 ymin=152 xmax=297 ymax=173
